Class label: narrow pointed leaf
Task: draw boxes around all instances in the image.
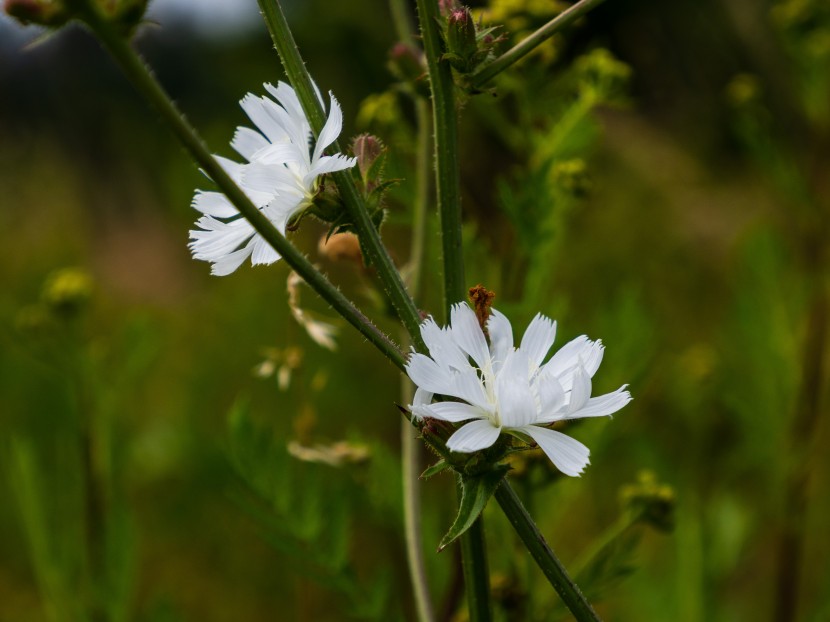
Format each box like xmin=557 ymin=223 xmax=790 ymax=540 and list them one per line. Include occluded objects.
xmin=421 ymin=459 xmax=452 ymax=480
xmin=438 ymin=465 xmax=509 ymax=551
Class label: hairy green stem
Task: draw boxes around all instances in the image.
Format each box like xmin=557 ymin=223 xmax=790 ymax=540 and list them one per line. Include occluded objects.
xmin=257 ymin=0 xmax=426 ymax=352
xmin=495 ymin=482 xmax=602 ymax=622
xmin=415 ymin=1 xmax=488 ymax=619
xmin=73 ymin=3 xmax=406 ymax=372
xmin=469 ymin=0 xmax=607 ymax=89
xmin=415 ymin=0 xmax=466 ymax=310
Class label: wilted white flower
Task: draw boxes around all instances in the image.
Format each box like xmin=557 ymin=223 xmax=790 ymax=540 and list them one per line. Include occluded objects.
xmin=189 ymin=82 xmax=356 ymax=276
xmin=406 ymin=303 xmax=631 ymax=477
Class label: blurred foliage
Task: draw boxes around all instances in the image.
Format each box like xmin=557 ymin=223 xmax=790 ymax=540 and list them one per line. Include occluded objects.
xmin=1 ymin=0 xmax=829 ymax=620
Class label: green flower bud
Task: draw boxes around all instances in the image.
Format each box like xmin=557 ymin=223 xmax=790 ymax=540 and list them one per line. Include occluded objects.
xmin=446 ymin=7 xmax=478 ymax=71
xmin=41 ymin=267 xmax=94 ymax=318
xmin=620 ymin=470 xmax=675 ymax=532
xmin=388 ymin=43 xmax=426 ymax=84
xmin=351 ymin=133 xmax=385 ymax=183
xmin=551 ymin=159 xmax=591 ymax=197
xmin=726 ymin=74 xmax=762 ymax=108
xmin=4 ymin=0 xmax=69 ymax=27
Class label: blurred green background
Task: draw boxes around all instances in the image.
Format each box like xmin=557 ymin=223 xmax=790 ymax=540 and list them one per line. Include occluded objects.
xmin=1 ymin=0 xmax=828 ymax=620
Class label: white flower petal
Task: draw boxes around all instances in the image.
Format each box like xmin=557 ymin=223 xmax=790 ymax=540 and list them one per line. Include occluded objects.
xmin=487 ymin=308 xmax=513 ymax=371
xmin=521 ymin=426 xmax=590 ymax=477
xmin=231 ymin=126 xmax=269 ymax=161
xmin=414 ymin=401 xmax=487 ymax=423
xmin=189 ymin=216 xmax=255 ymax=258
xmin=450 ymin=303 xmax=491 ymax=370
xmin=446 ymin=419 xmax=501 ymax=453
xmin=420 ymin=317 xmax=470 ymax=371
xmin=567 ymin=365 xmax=592 ymax=414
xmin=239 ymin=94 xmax=290 ymax=144
xmin=250 ymin=236 xmax=281 ymax=266
xmin=545 ymin=337 xmax=605 ymax=390
xmin=255 ymin=142 xmax=307 ymax=166
xmin=520 ymin=313 xmax=557 ymax=368
xmin=564 ymin=386 xmax=631 ymax=420
xmin=405 ymin=353 xmax=455 ymax=395
xmin=264 ymin=81 xmax=306 ymax=125
xmin=496 ymin=350 xmax=537 ymax=428
xmin=450 ymin=370 xmax=494 ymax=413
xmin=209 ymin=244 xmax=254 ymax=276
xmin=544 ymin=335 xmax=589 ymax=375
xmin=413 ymin=387 xmax=433 ymax=405
xmin=305 ymin=154 xmax=357 ymax=181
xmin=243 ymin=162 xmax=298 ymax=196
xmin=409 ymin=387 xmax=434 ymax=421
xmin=312 ymin=92 xmax=343 ymax=162
xmin=534 ymin=372 xmax=567 ymax=423
xmin=192 ymin=191 xmax=238 ymax=218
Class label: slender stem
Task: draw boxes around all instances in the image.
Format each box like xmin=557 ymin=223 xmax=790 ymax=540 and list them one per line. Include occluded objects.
xmin=74 ymin=2 xmax=407 ymax=372
xmin=415 ymin=0 xmax=465 ymax=310
xmin=257 ymin=0 xmax=426 ymax=352
xmin=72 ymin=341 xmax=107 ymax=622
xmin=389 ymin=0 xmax=416 ymax=44
xmin=774 ymin=256 xmax=827 ymax=622
xmin=469 ymin=0 xmax=607 ymax=89
xmin=396 ymin=15 xmax=438 ymax=619
xmin=401 ymin=378 xmax=437 ymax=622
xmin=495 ymin=482 xmax=602 ymax=622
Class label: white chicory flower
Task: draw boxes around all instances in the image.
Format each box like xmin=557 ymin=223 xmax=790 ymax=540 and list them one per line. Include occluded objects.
xmin=189 ymin=82 xmax=356 ymax=276
xmin=406 ymin=303 xmax=632 ymax=477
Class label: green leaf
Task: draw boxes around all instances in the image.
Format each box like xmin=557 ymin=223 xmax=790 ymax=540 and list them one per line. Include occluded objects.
xmin=420 ymin=459 xmax=451 ymax=480
xmin=438 ymin=466 xmax=509 ymax=551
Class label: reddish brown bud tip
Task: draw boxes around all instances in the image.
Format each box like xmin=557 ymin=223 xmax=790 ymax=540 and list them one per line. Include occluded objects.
xmin=468 ymin=284 xmax=496 ymax=331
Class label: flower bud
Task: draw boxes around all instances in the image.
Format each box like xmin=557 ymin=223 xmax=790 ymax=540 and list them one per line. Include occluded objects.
xmin=318 ymin=232 xmax=363 ymax=264
xmin=351 ymin=133 xmax=384 ymax=182
xmin=438 ymin=0 xmax=459 ymax=17
xmin=576 ymin=48 xmax=631 ymax=101
xmin=4 ymin=0 xmax=69 ymax=27
xmin=41 ymin=267 xmax=93 ymax=318
xmin=620 ymin=470 xmax=675 ymax=532
xmin=551 ymin=159 xmax=591 ymax=197
xmin=389 ymin=43 xmax=426 ymax=84
xmin=726 ymin=74 xmax=761 ymax=108
xmin=105 ymin=0 xmax=149 ymax=31
xmin=446 ymin=7 xmax=478 ymax=71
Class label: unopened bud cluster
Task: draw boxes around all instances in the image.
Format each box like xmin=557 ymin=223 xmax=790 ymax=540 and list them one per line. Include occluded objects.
xmin=619 ymin=470 xmax=675 ymax=532
xmin=4 ymin=0 xmax=147 ymax=32
xmin=443 ymin=6 xmax=503 ymax=74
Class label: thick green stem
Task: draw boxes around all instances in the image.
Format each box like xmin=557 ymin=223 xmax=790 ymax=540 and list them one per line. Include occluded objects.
xmin=74 ymin=3 xmax=406 ymax=372
xmin=495 ymin=482 xmax=602 ymax=622
xmin=458 ymin=478 xmax=493 ymax=622
xmin=415 ymin=0 xmax=466 ymax=310
xmin=415 ymin=1 xmax=488 ymax=619
xmin=469 ymin=0 xmax=607 ymax=89
xmin=257 ymin=0 xmax=426 ymax=352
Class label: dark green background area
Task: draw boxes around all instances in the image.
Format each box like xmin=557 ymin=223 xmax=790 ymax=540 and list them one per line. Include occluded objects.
xmin=1 ymin=0 xmax=827 ymax=620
